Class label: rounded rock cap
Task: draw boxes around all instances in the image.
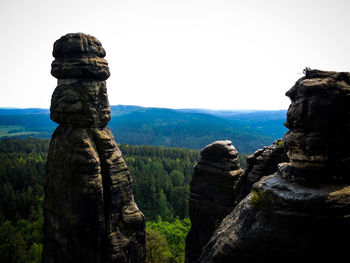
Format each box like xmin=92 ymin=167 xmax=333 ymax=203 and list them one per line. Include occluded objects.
xmin=200 ymin=140 xmax=238 ymax=161
xmin=52 ymin=33 xmax=106 ymax=58
xmin=284 ymin=68 xmax=350 ymax=132
xmin=51 ymin=33 xmax=110 ymax=80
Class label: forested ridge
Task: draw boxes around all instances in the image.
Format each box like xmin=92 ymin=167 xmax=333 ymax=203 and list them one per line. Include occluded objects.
xmin=0 ymin=105 xmax=287 ymax=153
xmin=0 ymin=138 xmax=248 ymax=262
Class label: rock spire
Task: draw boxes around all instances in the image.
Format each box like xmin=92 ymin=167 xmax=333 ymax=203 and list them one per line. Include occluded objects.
xmin=283 ymin=69 xmax=350 ymax=182
xmin=185 ymin=140 xmax=244 ymax=263
xmin=43 ymin=33 xmax=145 ymax=263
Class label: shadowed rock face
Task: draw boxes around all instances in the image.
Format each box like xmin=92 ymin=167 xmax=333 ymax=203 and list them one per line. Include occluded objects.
xmin=199 ymin=69 xmax=350 ymax=262
xmin=283 ymin=69 xmax=350 ymax=181
xmin=238 ymin=139 xmax=288 ymax=200
xmin=43 ymin=33 xmax=145 ymax=263
xmin=185 ymin=140 xmax=244 ymax=263
xmin=50 ymin=80 xmax=110 ymax=127
xmin=200 ymin=174 xmax=350 ymax=262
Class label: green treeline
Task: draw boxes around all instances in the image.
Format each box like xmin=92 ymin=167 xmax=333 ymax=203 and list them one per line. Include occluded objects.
xmin=0 ymin=138 xmax=248 ymax=262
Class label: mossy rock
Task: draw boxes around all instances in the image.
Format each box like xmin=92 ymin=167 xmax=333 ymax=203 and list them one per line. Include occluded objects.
xmin=250 ymin=189 xmax=276 ymax=216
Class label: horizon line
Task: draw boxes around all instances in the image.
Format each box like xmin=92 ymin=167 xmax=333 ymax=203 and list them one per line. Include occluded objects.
xmin=0 ymin=104 xmax=288 ymax=112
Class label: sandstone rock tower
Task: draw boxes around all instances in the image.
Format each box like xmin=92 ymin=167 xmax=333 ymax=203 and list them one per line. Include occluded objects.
xmin=199 ymin=69 xmax=350 ymax=262
xmin=43 ymin=33 xmax=145 ymax=263
xmin=283 ymin=69 xmax=350 ymax=181
xmin=185 ymin=140 xmax=244 ymax=263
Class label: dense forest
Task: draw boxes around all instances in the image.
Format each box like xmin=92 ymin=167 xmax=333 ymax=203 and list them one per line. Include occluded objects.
xmin=0 ymin=138 xmax=47 ymax=263
xmin=0 ymin=138 xmax=247 ymax=262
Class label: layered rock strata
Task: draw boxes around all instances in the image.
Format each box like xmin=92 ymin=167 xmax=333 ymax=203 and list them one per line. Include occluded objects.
xmin=43 ymin=33 xmax=145 ymax=263
xmin=199 ymin=69 xmax=350 ymax=262
xmin=283 ymin=69 xmax=350 ymax=182
xmin=185 ymin=140 xmax=244 ymax=263
xmin=238 ymin=139 xmax=288 ymax=200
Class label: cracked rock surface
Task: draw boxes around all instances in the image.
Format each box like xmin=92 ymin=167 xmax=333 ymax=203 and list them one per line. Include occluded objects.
xmin=43 ymin=33 xmax=145 ymax=263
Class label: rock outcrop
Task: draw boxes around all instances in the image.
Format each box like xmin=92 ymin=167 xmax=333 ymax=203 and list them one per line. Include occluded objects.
xmin=43 ymin=33 xmax=145 ymax=263
xmin=283 ymin=69 xmax=350 ymax=182
xmin=238 ymin=139 xmax=288 ymax=200
xmin=185 ymin=140 xmax=244 ymax=263
xmin=199 ymin=69 xmax=350 ymax=262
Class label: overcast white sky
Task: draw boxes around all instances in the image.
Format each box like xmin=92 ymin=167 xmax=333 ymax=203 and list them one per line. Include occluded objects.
xmin=1 ymin=0 xmax=350 ymax=110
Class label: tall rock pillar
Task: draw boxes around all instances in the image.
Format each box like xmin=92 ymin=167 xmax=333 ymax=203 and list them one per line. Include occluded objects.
xmin=185 ymin=140 xmax=244 ymax=263
xmin=43 ymin=33 xmax=145 ymax=263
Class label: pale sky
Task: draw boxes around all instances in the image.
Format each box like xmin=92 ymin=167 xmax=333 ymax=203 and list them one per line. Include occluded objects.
xmin=1 ymin=0 xmax=350 ymax=110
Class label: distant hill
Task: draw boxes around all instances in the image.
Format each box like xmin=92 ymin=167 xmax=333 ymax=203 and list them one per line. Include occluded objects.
xmin=0 ymin=105 xmax=287 ymax=153
xmin=0 ymin=108 xmax=49 ymax=115
xmin=177 ymin=108 xmax=287 ymax=138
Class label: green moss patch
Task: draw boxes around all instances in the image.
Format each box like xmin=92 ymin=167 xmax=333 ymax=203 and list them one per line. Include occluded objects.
xmin=250 ymin=189 xmax=276 ymax=216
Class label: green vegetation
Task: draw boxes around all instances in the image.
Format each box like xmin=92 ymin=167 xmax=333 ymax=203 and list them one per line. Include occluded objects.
xmin=146 ymin=227 xmax=172 ymax=263
xmin=146 ymin=217 xmax=191 ymax=263
xmin=121 ymin=144 xmax=199 ymax=220
xmin=0 ymin=125 xmax=38 ymax=138
xmin=278 ymin=140 xmax=284 ymax=148
xmin=250 ymin=189 xmax=276 ymax=216
xmin=0 ymin=114 xmax=56 ymax=139
xmin=0 ymin=138 xmax=47 ymax=263
xmin=0 ymin=106 xmax=275 ymax=262
xmin=109 ymin=107 xmax=276 ymax=153
xmin=0 ymin=138 xmax=248 ymax=262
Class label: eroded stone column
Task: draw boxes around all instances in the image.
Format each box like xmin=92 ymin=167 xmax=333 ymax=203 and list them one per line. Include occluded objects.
xmin=43 ymin=33 xmax=145 ymax=263
xmin=185 ymin=140 xmax=244 ymax=263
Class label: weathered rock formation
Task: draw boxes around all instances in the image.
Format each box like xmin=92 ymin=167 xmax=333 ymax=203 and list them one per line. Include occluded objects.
xmin=238 ymin=139 xmax=288 ymax=200
xmin=283 ymin=69 xmax=350 ymax=182
xmin=199 ymin=69 xmax=350 ymax=262
xmin=185 ymin=140 xmax=244 ymax=263
xmin=43 ymin=33 xmax=145 ymax=263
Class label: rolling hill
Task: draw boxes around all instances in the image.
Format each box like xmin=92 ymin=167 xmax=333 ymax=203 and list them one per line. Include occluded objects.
xmin=0 ymin=105 xmax=287 ymax=153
